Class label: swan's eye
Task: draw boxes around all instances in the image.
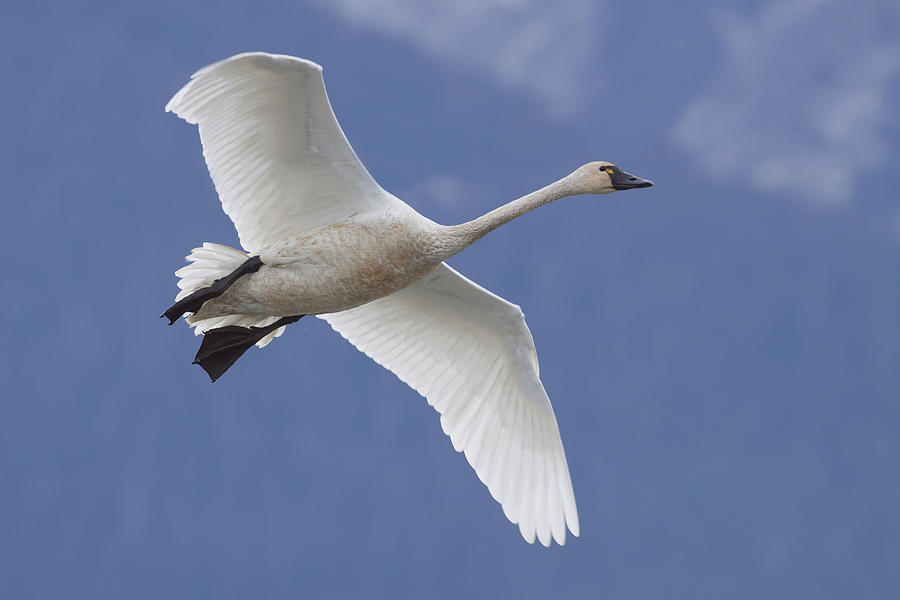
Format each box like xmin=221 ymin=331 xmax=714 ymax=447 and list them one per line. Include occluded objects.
xmin=601 ymin=167 xmax=614 ymax=175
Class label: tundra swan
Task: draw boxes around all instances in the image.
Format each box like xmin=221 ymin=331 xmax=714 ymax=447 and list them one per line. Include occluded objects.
xmin=162 ymin=52 xmax=652 ymax=546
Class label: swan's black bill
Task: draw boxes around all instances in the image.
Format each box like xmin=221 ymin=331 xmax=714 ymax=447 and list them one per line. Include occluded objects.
xmin=161 ymin=255 xmax=263 ymax=325
xmin=193 ymin=315 xmax=304 ymax=382
xmin=610 ymin=169 xmax=653 ymax=190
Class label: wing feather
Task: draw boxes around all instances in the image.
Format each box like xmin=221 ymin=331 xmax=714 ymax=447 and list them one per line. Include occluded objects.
xmin=320 ymin=263 xmax=579 ymax=545
xmin=166 ymin=52 xmax=401 ymax=252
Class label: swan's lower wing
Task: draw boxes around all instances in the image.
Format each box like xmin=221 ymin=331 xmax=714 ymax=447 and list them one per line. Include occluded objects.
xmin=166 ymin=53 xmax=399 ymax=253
xmin=320 ymin=263 xmax=579 ymax=546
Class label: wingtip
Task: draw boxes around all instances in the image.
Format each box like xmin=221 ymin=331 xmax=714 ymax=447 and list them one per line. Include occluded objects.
xmin=518 ymin=521 xmax=537 ymax=545
xmin=194 ymin=52 xmax=323 ymax=78
xmin=516 ymin=515 xmax=577 ymax=548
xmin=165 ymin=52 xmax=323 ymax=116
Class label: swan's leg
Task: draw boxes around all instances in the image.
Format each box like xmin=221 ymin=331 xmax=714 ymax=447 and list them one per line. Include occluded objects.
xmin=193 ymin=315 xmax=304 ymax=382
xmin=161 ymin=255 xmax=263 ymax=325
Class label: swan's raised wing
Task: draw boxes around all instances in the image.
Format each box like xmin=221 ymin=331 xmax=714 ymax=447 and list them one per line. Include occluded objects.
xmin=320 ymin=263 xmax=579 ymax=546
xmin=166 ymin=52 xmax=399 ymax=253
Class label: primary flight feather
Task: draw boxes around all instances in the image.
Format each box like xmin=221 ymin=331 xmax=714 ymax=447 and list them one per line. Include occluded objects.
xmin=162 ymin=52 xmax=653 ymax=546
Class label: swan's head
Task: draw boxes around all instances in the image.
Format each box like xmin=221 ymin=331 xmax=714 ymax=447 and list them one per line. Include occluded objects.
xmin=572 ymin=161 xmax=653 ymax=195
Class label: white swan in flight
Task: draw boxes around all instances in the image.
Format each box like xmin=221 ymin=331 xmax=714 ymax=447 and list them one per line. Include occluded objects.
xmin=162 ymin=52 xmax=653 ymax=547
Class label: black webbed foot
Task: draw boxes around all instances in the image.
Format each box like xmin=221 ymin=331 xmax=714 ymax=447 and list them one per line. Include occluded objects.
xmin=193 ymin=315 xmax=304 ymax=382
xmin=161 ymin=255 xmax=263 ymax=325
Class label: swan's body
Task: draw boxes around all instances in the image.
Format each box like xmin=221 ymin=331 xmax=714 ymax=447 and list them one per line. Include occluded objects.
xmin=164 ymin=52 xmax=652 ymax=546
xmin=194 ymin=217 xmax=446 ymax=317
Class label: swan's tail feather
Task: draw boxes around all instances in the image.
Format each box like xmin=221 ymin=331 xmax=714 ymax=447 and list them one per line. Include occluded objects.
xmin=193 ymin=316 xmax=304 ymax=382
xmin=168 ymin=242 xmax=286 ymax=348
xmin=162 ymin=255 xmax=262 ymax=325
xmin=174 ymin=242 xmax=249 ymax=301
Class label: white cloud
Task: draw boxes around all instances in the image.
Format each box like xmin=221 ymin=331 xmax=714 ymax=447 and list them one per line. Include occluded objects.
xmin=317 ymin=0 xmax=605 ymax=118
xmin=672 ymin=0 xmax=900 ymax=205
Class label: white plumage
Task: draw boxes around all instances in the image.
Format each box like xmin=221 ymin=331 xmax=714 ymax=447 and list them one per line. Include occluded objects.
xmin=166 ymin=53 xmax=400 ymax=253
xmin=322 ymin=263 xmax=577 ymax=545
xmin=164 ymin=52 xmax=652 ymax=546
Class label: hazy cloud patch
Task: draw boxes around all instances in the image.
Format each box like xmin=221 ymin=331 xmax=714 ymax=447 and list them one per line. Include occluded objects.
xmin=318 ymin=0 xmax=606 ymax=118
xmin=672 ymin=0 xmax=900 ymax=205
xmin=401 ymin=174 xmax=471 ymax=215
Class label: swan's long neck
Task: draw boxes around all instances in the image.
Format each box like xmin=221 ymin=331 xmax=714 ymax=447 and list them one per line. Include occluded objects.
xmin=440 ymin=177 xmax=579 ymax=257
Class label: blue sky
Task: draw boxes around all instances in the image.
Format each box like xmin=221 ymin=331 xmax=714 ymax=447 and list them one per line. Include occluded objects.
xmin=2 ymin=0 xmax=898 ymax=598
